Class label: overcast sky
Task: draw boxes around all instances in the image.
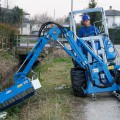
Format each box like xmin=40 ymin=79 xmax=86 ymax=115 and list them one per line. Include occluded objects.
xmin=1 ymin=0 xmax=120 ymax=18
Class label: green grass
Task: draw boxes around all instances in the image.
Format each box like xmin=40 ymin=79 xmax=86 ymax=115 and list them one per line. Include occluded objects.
xmin=6 ymin=57 xmax=74 ymax=120
xmin=0 ymin=51 xmax=13 ymax=60
xmin=0 ymin=51 xmax=18 ymax=73
xmin=0 ymin=51 xmax=18 ymax=63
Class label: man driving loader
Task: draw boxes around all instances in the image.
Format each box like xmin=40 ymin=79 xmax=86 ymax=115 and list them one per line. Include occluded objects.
xmin=73 ymin=14 xmax=100 ymax=68
xmin=78 ymin=14 xmax=99 ymax=37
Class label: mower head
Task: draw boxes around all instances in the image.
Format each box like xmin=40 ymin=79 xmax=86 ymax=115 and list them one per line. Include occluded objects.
xmin=0 ymin=77 xmax=35 ymax=112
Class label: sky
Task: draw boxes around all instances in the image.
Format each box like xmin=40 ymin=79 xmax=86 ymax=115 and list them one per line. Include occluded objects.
xmin=1 ymin=0 xmax=120 ymax=18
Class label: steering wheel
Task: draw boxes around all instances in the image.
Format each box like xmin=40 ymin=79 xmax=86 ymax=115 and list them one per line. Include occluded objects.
xmin=86 ymin=31 xmax=98 ymax=37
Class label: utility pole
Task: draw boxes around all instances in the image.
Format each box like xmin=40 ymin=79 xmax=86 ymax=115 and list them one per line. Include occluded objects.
xmin=7 ymin=0 xmax=8 ymax=9
xmin=54 ymin=9 xmax=56 ymax=20
xmin=0 ymin=0 xmax=1 ymax=7
xmin=71 ymin=0 xmax=73 ymax=12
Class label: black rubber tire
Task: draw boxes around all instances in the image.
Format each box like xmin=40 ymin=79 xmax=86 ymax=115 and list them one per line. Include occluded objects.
xmin=115 ymin=69 xmax=120 ymax=85
xmin=71 ymin=67 xmax=87 ymax=97
xmin=72 ymin=59 xmax=79 ymax=68
xmin=116 ymin=90 xmax=120 ymax=94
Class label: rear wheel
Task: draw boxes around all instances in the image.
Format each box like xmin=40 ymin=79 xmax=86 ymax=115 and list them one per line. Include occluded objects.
xmin=71 ymin=67 xmax=87 ymax=97
xmin=116 ymin=70 xmax=120 ymax=85
xmin=72 ymin=59 xmax=79 ymax=68
xmin=116 ymin=90 xmax=120 ymax=94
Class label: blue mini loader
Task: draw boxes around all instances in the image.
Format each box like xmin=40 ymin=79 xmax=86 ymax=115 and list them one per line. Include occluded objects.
xmin=0 ymin=7 xmax=120 ymax=112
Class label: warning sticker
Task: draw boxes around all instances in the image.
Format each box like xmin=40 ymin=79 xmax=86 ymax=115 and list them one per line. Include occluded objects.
xmin=17 ymin=84 xmax=23 ymax=88
xmin=108 ymin=66 xmax=114 ymax=70
xmin=93 ymin=68 xmax=99 ymax=73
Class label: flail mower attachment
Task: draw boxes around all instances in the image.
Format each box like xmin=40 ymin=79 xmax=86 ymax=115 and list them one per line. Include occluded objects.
xmin=0 ymin=78 xmax=35 ymax=112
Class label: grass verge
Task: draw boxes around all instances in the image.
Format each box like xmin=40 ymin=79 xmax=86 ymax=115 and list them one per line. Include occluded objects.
xmin=6 ymin=57 xmax=74 ymax=120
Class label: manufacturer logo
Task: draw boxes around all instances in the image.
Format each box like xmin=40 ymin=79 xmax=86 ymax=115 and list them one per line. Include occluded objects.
xmin=6 ymin=90 xmax=12 ymax=94
xmin=17 ymin=84 xmax=23 ymax=88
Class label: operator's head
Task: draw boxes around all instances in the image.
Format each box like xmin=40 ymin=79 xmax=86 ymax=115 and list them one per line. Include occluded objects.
xmin=82 ymin=14 xmax=91 ymax=27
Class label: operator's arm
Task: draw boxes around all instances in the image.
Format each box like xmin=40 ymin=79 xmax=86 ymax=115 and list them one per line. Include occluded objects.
xmin=78 ymin=27 xmax=83 ymax=37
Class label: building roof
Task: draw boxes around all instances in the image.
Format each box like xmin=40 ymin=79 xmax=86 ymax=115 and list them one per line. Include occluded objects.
xmin=105 ymin=9 xmax=120 ymax=16
xmin=30 ymin=20 xmax=44 ymax=24
xmin=23 ymin=12 xmax=30 ymax=15
xmin=23 ymin=18 xmax=30 ymax=23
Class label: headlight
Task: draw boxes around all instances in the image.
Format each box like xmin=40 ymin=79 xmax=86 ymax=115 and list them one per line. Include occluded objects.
xmin=108 ymin=47 xmax=114 ymax=53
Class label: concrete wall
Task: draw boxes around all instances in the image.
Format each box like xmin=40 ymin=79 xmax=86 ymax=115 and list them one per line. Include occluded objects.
xmin=106 ymin=16 xmax=120 ymax=28
xmin=19 ymin=23 xmax=31 ymax=35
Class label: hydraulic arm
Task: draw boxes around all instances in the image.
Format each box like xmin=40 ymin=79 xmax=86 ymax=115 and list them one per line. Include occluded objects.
xmin=0 ymin=22 xmax=120 ymax=112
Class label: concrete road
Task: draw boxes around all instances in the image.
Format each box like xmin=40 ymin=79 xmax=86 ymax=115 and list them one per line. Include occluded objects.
xmin=71 ymin=93 xmax=120 ymax=120
xmin=70 ymin=45 xmax=120 ymax=120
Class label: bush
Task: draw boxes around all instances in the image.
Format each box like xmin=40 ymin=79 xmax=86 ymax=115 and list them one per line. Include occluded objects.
xmin=109 ymin=28 xmax=120 ymax=44
xmin=0 ymin=23 xmax=19 ymax=48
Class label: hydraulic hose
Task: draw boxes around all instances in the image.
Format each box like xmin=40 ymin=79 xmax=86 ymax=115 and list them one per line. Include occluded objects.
xmin=38 ymin=21 xmax=66 ymax=37
xmin=38 ymin=21 xmax=117 ymax=88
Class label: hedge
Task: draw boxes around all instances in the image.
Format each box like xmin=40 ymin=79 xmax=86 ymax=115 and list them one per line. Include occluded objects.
xmin=0 ymin=23 xmax=19 ymax=48
xmin=109 ymin=29 xmax=120 ymax=44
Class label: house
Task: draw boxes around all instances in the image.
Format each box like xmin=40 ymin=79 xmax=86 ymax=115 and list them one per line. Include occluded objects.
xmin=105 ymin=6 xmax=120 ymax=28
xmin=30 ymin=21 xmax=53 ymax=35
xmin=30 ymin=21 xmax=42 ymax=35
xmin=19 ymin=12 xmax=31 ymax=35
xmin=0 ymin=7 xmax=31 ymax=35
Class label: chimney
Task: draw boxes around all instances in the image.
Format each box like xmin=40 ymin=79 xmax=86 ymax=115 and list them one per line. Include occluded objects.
xmin=109 ymin=6 xmax=112 ymax=10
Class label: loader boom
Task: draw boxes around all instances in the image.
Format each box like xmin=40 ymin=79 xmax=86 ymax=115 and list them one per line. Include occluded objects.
xmin=0 ymin=21 xmax=120 ymax=112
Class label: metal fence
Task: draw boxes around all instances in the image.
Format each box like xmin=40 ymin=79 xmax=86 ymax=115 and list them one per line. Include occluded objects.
xmin=15 ymin=35 xmax=69 ymax=55
xmin=16 ymin=35 xmax=52 ymax=54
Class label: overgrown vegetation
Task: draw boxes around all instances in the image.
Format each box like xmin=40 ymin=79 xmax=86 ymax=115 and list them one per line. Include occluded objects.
xmin=6 ymin=56 xmax=73 ymax=120
xmin=0 ymin=6 xmax=24 ymax=27
xmin=109 ymin=29 xmax=120 ymax=44
xmin=0 ymin=51 xmax=18 ymax=91
xmin=0 ymin=51 xmax=18 ymax=71
xmin=0 ymin=23 xmax=19 ymax=50
xmin=0 ymin=6 xmax=23 ymax=50
xmin=88 ymin=0 xmax=102 ymax=27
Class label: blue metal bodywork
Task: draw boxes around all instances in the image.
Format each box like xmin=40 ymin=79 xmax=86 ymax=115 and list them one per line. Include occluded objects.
xmin=0 ymin=78 xmax=35 ymax=112
xmin=103 ymin=36 xmax=116 ymax=60
xmin=0 ymin=27 xmax=120 ymax=112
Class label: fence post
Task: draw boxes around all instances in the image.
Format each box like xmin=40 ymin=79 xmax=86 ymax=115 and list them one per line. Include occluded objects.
xmin=0 ymin=36 xmax=1 ymax=50
xmin=16 ymin=35 xmax=19 ymax=53
xmin=5 ymin=37 xmax=7 ymax=50
xmin=2 ymin=37 xmax=4 ymax=50
xmin=27 ymin=35 xmax=29 ymax=54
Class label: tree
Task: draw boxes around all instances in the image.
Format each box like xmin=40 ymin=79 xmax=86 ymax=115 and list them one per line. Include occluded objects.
xmin=88 ymin=0 xmax=97 ymax=8
xmin=0 ymin=6 xmax=24 ymax=27
xmin=0 ymin=7 xmax=5 ymax=23
xmin=30 ymin=13 xmax=53 ymax=29
xmin=88 ymin=0 xmax=102 ymax=27
xmin=64 ymin=17 xmax=70 ymax=24
xmin=32 ymin=13 xmax=53 ymax=24
xmin=55 ymin=16 xmax=67 ymax=25
xmin=11 ymin=6 xmax=24 ymax=27
xmin=30 ymin=13 xmax=53 ymax=34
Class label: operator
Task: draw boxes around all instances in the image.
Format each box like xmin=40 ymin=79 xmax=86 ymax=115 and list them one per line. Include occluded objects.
xmin=73 ymin=14 xmax=100 ymax=67
xmin=78 ymin=14 xmax=99 ymax=37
